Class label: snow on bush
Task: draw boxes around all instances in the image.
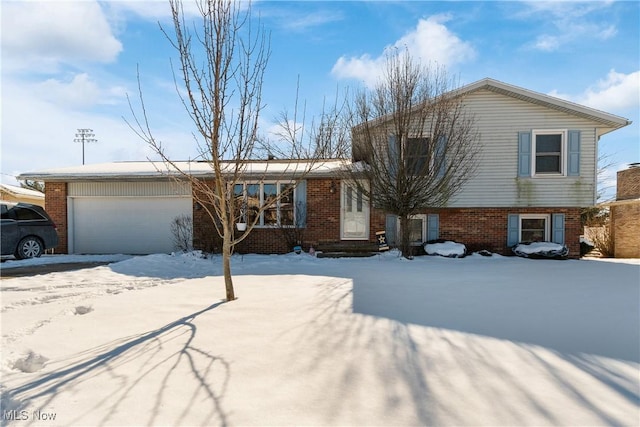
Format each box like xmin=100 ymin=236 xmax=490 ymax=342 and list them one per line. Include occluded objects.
xmin=512 ymin=242 xmax=569 ymax=259
xmin=13 ymin=351 xmax=48 ymax=373
xmin=423 ymin=240 xmax=467 ymax=258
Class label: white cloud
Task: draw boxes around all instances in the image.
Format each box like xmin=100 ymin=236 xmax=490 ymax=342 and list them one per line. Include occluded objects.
xmin=519 ymin=1 xmax=619 ymax=52
xmin=331 ymin=15 xmax=475 ymax=87
xmin=533 ymin=35 xmax=560 ymax=52
xmin=549 ymin=69 xmax=640 ymax=112
xmin=581 ymin=70 xmax=640 ymax=111
xmin=0 ymin=76 xmax=198 ymax=185
xmin=1 ymin=1 xmax=122 ymax=71
xmin=106 ymin=1 xmax=241 ymax=22
xmin=36 ymin=73 xmax=127 ymax=109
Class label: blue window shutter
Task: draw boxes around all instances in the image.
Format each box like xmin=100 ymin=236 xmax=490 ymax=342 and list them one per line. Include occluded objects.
xmin=567 ymin=130 xmax=581 ymax=176
xmin=552 ymin=213 xmax=565 ymax=244
xmin=388 ymin=135 xmax=399 ymax=179
xmin=427 ymin=214 xmax=439 ymax=241
xmin=518 ymin=132 xmax=532 ymax=177
xmin=507 ymin=214 xmax=520 ymax=247
xmin=385 ymin=214 xmax=398 ymax=246
xmin=436 ymin=136 xmax=447 ymax=178
xmin=294 ymin=180 xmax=307 ymax=228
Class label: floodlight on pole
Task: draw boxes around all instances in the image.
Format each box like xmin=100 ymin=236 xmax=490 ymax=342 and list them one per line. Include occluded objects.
xmin=74 ymin=128 xmax=97 ymax=165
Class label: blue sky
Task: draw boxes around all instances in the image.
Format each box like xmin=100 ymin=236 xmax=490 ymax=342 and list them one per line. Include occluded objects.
xmin=2 ymin=1 xmax=638 ymax=197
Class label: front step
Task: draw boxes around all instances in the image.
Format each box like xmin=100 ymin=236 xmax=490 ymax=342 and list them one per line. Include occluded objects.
xmin=316 ymin=251 xmax=377 ymax=259
xmin=314 ymin=241 xmax=380 ymax=258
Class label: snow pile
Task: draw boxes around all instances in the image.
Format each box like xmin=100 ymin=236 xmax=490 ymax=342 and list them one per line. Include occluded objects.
xmin=513 ymin=242 xmax=569 ymax=259
xmin=12 ymin=351 xmax=48 ymax=373
xmin=424 ymin=240 xmax=467 ymax=257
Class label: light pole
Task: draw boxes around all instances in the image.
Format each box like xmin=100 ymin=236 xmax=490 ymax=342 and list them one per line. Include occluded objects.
xmin=74 ymin=128 xmax=97 ymax=165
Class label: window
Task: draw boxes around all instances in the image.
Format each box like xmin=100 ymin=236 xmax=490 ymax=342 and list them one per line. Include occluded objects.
xmin=405 ymin=137 xmax=430 ymax=175
xmin=279 ymin=183 xmax=295 ymax=226
xmin=397 ymin=214 xmax=427 ymax=246
xmin=408 ymin=217 xmax=425 ymax=245
xmin=520 ymin=214 xmax=549 ymax=242
xmin=14 ymin=207 xmax=46 ymax=221
xmin=1 ymin=204 xmax=10 ymax=219
xmin=532 ymin=130 xmax=566 ymax=176
xmin=235 ymin=182 xmax=296 ymax=227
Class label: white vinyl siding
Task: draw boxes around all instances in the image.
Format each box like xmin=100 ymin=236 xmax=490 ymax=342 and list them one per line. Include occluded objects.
xmin=69 ymin=181 xmax=190 ymax=197
xmin=448 ymin=89 xmax=598 ymax=207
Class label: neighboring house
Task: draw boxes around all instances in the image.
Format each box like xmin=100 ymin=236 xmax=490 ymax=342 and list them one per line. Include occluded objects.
xmin=609 ymin=165 xmax=640 ymax=258
xmin=18 ymin=78 xmax=631 ymax=258
xmin=0 ymin=183 xmax=45 ymax=207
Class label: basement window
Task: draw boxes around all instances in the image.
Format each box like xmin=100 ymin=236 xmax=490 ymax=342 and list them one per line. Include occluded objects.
xmin=520 ymin=214 xmax=550 ymax=242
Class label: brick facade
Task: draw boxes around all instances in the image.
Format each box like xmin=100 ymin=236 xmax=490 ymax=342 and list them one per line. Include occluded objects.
xmin=616 ymin=166 xmax=640 ymax=201
xmin=192 ymin=178 xmax=348 ymax=254
xmin=44 ymin=177 xmax=583 ymax=258
xmin=417 ymin=207 xmax=581 ymax=257
xmin=611 ymin=167 xmax=640 ymax=258
xmin=44 ymin=182 xmax=68 ymax=254
xmin=191 ymin=178 xmax=581 ymax=258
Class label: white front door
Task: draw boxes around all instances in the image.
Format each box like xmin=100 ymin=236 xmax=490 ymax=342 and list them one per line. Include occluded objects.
xmin=341 ymin=181 xmax=369 ymax=240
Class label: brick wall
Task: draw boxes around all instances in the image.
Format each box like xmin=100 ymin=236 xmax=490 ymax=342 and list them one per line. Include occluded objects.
xmin=611 ymin=202 xmax=640 ymax=258
xmin=611 ymin=166 xmax=640 ymax=258
xmin=371 ymin=206 xmax=582 ymax=258
xmin=44 ymin=182 xmax=68 ymax=254
xmin=616 ymin=167 xmax=640 ymax=200
xmin=192 ymin=178 xmax=347 ymax=254
xmin=192 ymin=178 xmax=581 ymax=258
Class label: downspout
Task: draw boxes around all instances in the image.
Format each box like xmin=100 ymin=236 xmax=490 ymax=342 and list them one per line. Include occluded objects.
xmin=594 ymin=128 xmax=599 ymax=206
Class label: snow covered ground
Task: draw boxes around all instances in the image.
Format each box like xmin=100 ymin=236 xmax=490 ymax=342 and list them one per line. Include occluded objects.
xmin=1 ymin=252 xmax=639 ymax=426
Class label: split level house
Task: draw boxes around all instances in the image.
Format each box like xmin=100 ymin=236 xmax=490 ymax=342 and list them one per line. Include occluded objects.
xmin=19 ymin=78 xmax=631 ymax=259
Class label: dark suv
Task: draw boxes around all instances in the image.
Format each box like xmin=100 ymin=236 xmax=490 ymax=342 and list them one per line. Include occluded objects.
xmin=1 ymin=202 xmax=59 ymax=259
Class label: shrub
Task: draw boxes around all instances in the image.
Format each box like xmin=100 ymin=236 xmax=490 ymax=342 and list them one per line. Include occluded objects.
xmin=171 ymin=214 xmax=193 ymax=252
xmin=590 ymin=225 xmax=615 ymax=258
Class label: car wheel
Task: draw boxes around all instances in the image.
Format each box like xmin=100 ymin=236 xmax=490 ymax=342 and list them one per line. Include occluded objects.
xmin=15 ymin=237 xmax=44 ymax=259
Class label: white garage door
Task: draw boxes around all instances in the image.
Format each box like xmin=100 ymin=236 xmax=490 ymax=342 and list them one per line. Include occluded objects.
xmin=71 ymin=197 xmax=192 ymax=254
xmin=68 ymin=182 xmax=192 ymax=254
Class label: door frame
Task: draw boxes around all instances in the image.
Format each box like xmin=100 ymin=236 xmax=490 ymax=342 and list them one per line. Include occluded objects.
xmin=340 ymin=180 xmax=370 ymax=240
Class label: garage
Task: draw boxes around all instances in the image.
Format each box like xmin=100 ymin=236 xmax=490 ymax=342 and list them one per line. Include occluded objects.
xmin=68 ymin=181 xmax=192 ymax=254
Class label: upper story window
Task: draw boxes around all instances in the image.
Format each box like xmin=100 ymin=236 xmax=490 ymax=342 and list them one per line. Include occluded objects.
xmin=519 ymin=129 xmax=580 ymax=178
xmin=405 ymin=137 xmax=430 ymax=175
xmin=532 ymin=130 xmax=566 ymax=176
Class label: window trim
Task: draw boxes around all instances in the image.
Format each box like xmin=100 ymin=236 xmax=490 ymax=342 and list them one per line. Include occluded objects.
xmin=234 ymin=181 xmax=296 ymax=228
xmin=519 ymin=214 xmax=550 ymax=242
xmin=531 ymin=129 xmax=567 ymax=177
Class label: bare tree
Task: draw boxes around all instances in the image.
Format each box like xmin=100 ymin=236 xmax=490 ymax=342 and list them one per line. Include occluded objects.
xmin=343 ymin=50 xmax=479 ymax=258
xmin=19 ymin=180 xmax=45 ymax=193
xmin=128 ymin=0 xmax=334 ymax=301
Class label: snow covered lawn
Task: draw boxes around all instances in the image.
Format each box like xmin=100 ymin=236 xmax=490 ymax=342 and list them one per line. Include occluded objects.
xmin=1 ymin=252 xmax=639 ymax=426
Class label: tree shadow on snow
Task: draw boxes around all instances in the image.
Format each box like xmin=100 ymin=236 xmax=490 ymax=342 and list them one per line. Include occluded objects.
xmin=1 ymin=302 xmax=229 ymax=427
xmin=351 ymin=260 xmax=640 ymax=363
xmin=283 ymin=259 xmax=639 ymax=425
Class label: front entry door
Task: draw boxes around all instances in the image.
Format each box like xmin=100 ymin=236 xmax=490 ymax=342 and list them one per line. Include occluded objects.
xmin=341 ymin=181 xmax=369 ymax=240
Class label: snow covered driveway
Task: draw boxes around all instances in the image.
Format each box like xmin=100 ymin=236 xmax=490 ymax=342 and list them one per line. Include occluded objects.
xmin=1 ymin=252 xmax=638 ymax=426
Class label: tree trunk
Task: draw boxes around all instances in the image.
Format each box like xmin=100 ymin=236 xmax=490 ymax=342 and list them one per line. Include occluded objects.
xmin=399 ymin=215 xmax=413 ymax=259
xmin=222 ymin=222 xmax=236 ymax=301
